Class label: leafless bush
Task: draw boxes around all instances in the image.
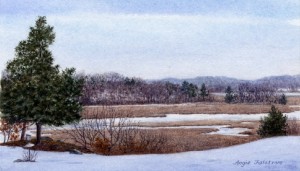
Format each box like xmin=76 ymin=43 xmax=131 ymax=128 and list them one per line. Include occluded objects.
xmin=64 ymin=106 xmax=169 ymax=155
xmin=287 ymin=118 xmax=300 ymax=135
xmin=62 ymin=106 xmax=129 ymax=150
xmin=115 ymin=129 xmax=168 ymax=154
xmin=137 ymin=130 xmax=168 ymax=153
xmin=22 ymin=149 xmax=38 ymax=162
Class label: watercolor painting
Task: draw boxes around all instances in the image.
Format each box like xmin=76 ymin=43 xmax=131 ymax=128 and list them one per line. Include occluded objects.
xmin=0 ymin=1 xmax=299 ymax=171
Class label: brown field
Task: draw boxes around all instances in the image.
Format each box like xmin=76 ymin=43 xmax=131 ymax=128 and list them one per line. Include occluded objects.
xmin=156 ymin=129 xmax=259 ymax=152
xmin=82 ymin=96 xmax=300 ymax=119
xmin=288 ymin=96 xmax=300 ymax=105
xmin=136 ymin=120 xmax=259 ymax=129
xmin=82 ymin=103 xmax=294 ymax=119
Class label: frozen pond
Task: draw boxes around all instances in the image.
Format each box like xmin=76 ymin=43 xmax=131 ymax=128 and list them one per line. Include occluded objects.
xmin=207 ymin=127 xmax=250 ymax=136
xmin=284 ymin=92 xmax=300 ymax=97
xmin=133 ymin=125 xmax=250 ymax=136
xmin=212 ymin=92 xmax=300 ymax=97
xmin=37 ymin=125 xmax=251 ymax=138
xmin=43 ymin=110 xmax=300 ymax=131
xmin=132 ymin=125 xmax=231 ymax=130
xmin=128 ymin=110 xmax=300 ymax=123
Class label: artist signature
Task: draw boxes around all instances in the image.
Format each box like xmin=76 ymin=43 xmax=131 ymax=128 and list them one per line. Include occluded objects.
xmin=233 ymin=160 xmax=283 ymax=167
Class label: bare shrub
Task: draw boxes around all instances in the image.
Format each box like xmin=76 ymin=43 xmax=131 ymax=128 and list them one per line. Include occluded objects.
xmin=116 ymin=129 xmax=168 ymax=154
xmin=117 ymin=126 xmax=140 ymax=154
xmin=62 ymin=106 xmax=126 ymax=150
xmin=138 ymin=130 xmax=168 ymax=153
xmin=287 ymin=118 xmax=300 ymax=135
xmin=22 ymin=149 xmax=38 ymax=162
xmin=64 ymin=106 xmax=169 ymax=155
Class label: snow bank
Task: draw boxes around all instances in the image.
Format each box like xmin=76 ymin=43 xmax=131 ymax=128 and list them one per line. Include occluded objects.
xmin=0 ymin=136 xmax=299 ymax=171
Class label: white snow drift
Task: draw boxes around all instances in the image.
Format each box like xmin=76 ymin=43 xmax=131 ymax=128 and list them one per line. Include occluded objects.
xmin=0 ymin=136 xmax=299 ymax=171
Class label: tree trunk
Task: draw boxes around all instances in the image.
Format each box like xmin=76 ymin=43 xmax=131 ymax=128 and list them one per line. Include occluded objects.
xmin=20 ymin=122 xmax=27 ymax=141
xmin=36 ymin=123 xmax=42 ymax=145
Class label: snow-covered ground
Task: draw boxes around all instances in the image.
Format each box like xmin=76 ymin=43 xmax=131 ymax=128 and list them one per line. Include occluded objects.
xmin=0 ymin=136 xmax=299 ymax=171
xmin=128 ymin=110 xmax=300 ymax=123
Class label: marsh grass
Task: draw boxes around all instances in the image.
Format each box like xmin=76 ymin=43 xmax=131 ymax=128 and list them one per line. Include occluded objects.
xmin=82 ymin=103 xmax=293 ymax=119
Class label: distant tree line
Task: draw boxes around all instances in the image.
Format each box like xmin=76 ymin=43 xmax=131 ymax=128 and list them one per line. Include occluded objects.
xmin=225 ymin=83 xmax=287 ymax=105
xmin=80 ymin=73 xmax=288 ymax=105
xmin=80 ymin=73 xmax=213 ymax=105
xmin=163 ymin=75 xmax=300 ymax=92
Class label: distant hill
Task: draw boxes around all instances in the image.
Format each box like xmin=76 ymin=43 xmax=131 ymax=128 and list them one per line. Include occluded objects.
xmin=254 ymin=75 xmax=300 ymax=90
xmin=157 ymin=75 xmax=300 ymax=92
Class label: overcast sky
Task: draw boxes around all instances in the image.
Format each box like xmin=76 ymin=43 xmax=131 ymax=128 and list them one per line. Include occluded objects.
xmin=0 ymin=0 xmax=299 ymax=80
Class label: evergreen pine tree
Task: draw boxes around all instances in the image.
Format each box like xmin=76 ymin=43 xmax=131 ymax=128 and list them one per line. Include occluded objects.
xmin=278 ymin=94 xmax=287 ymax=105
xmin=181 ymin=81 xmax=198 ymax=98
xmin=225 ymin=86 xmax=235 ymax=103
xmin=200 ymin=83 xmax=208 ymax=101
xmin=257 ymin=105 xmax=288 ymax=137
xmin=0 ymin=16 xmax=83 ymax=144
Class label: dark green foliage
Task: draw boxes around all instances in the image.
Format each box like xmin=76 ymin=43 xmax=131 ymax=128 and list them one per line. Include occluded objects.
xmin=200 ymin=83 xmax=209 ymax=100
xmin=0 ymin=16 xmax=83 ymax=144
xmin=181 ymin=81 xmax=189 ymax=92
xmin=257 ymin=105 xmax=288 ymax=137
xmin=278 ymin=94 xmax=287 ymax=105
xmin=225 ymin=86 xmax=235 ymax=103
xmin=188 ymin=83 xmax=198 ymax=98
xmin=124 ymin=77 xmax=136 ymax=86
xmin=181 ymin=81 xmax=198 ymax=98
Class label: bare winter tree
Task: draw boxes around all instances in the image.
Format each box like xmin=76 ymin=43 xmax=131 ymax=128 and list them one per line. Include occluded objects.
xmin=236 ymin=83 xmax=281 ymax=104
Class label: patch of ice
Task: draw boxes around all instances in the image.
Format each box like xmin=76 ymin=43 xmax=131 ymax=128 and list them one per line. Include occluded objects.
xmin=130 ymin=125 xmax=250 ymax=136
xmin=241 ymin=122 xmax=254 ymax=124
xmin=284 ymin=92 xmax=300 ymax=97
xmin=207 ymin=127 xmax=250 ymax=136
xmin=128 ymin=110 xmax=300 ymax=123
xmin=132 ymin=125 xmax=230 ymax=130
